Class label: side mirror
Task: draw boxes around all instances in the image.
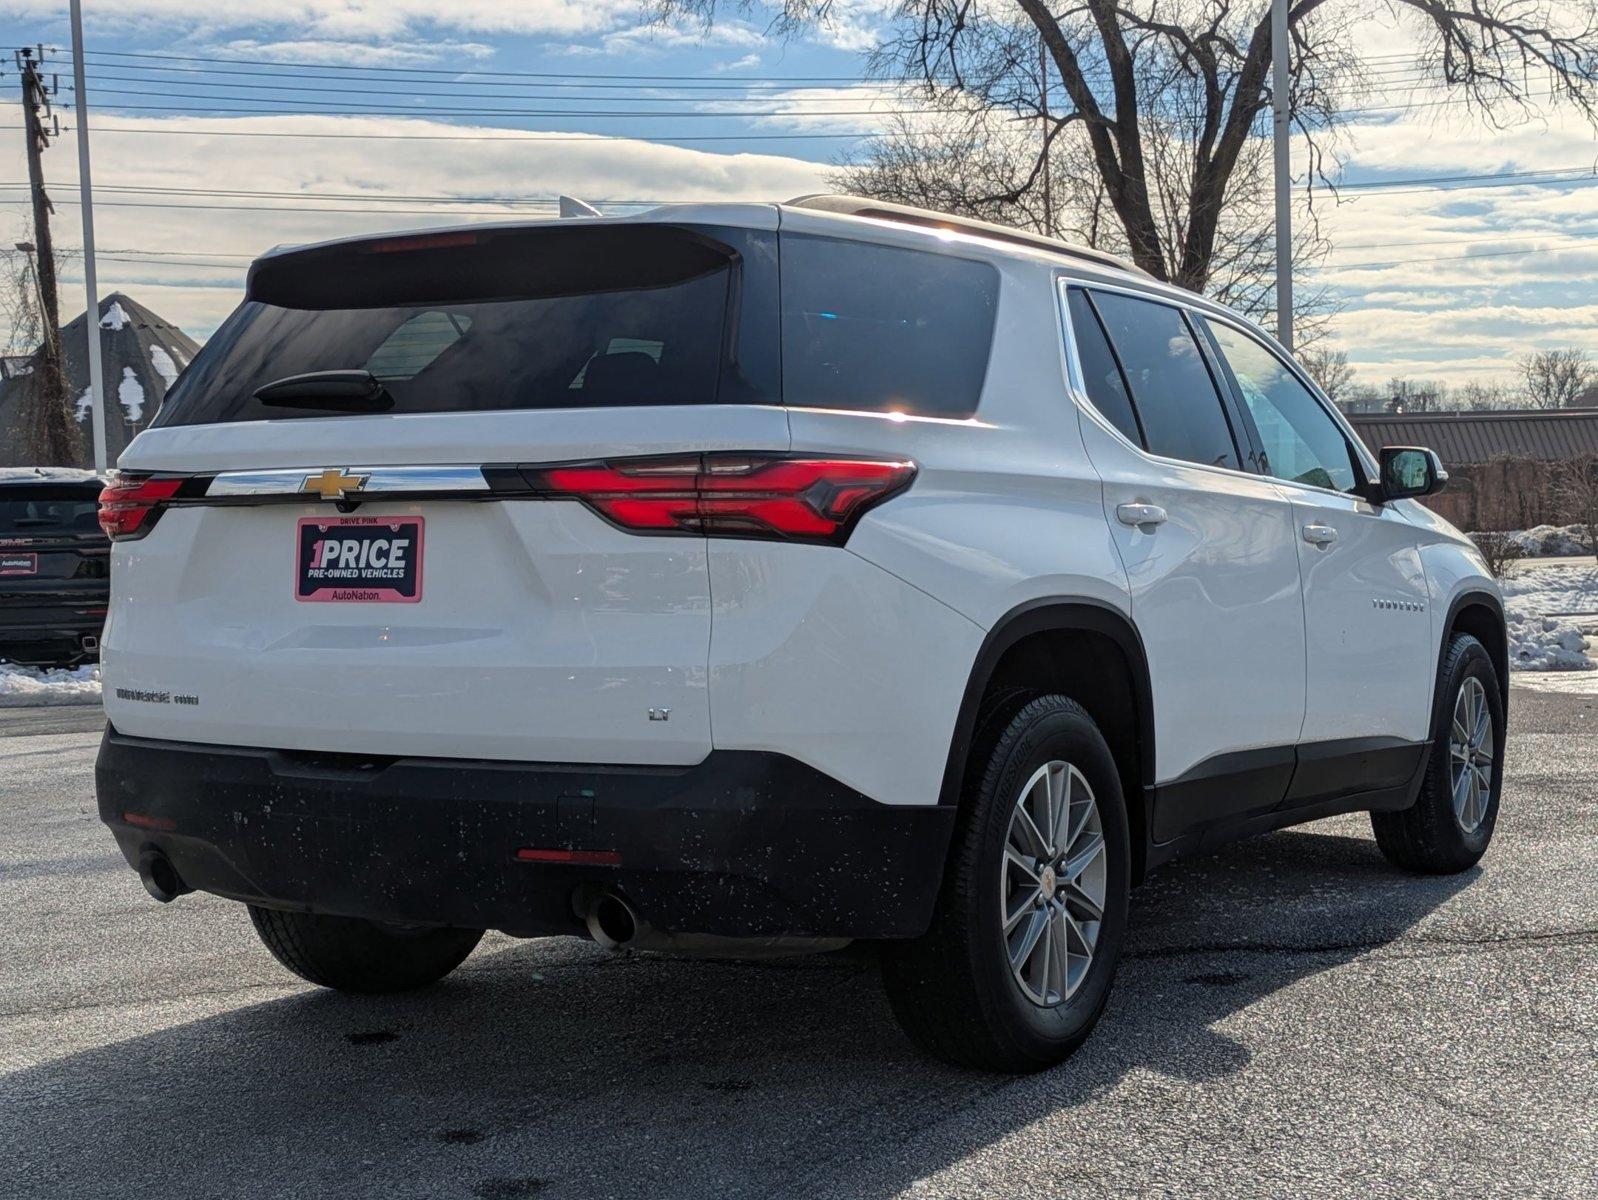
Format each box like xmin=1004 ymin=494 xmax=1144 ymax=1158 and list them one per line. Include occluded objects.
xmin=1378 ymin=446 xmax=1447 ymax=502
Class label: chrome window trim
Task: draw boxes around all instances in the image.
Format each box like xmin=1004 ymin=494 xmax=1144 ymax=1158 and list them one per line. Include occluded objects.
xmin=1054 ymin=276 xmax=1264 ymax=487
xmin=1054 ymin=273 xmax=1379 ymax=498
xmin=206 ymin=465 xmax=490 ymax=498
xmin=1196 ymin=310 xmax=1381 ymax=485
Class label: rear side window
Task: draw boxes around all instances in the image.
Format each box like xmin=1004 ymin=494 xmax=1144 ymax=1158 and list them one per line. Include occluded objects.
xmin=1087 ymin=291 xmax=1241 ymax=471
xmin=781 ymin=235 xmax=999 ymax=418
xmin=154 ymin=224 xmax=780 ymax=426
xmin=0 ymin=487 xmax=101 ymax=537
xmin=1065 ymin=288 xmax=1142 ymax=445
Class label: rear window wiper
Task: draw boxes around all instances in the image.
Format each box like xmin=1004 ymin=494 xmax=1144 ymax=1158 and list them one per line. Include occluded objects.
xmin=254 ymin=369 xmax=394 ymax=413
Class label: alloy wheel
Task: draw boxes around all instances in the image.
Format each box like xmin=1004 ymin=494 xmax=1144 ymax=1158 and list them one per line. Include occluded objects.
xmin=1449 ymin=676 xmax=1495 ymax=834
xmin=1000 ymin=760 xmax=1107 ymax=1007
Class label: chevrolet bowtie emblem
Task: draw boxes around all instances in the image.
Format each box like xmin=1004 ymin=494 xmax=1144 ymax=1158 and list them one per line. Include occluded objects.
xmin=302 ymin=468 xmax=369 ymax=501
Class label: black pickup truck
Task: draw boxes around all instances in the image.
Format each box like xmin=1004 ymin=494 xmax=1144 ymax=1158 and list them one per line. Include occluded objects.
xmin=0 ymin=468 xmax=109 ymax=667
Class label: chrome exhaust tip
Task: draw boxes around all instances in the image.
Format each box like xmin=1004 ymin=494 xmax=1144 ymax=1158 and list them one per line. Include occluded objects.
xmin=585 ymin=891 xmax=640 ymax=950
xmin=137 ymin=851 xmax=187 ymax=903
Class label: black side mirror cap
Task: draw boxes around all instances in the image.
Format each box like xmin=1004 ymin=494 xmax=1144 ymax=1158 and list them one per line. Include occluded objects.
xmin=1377 ymin=446 xmax=1448 ymax=502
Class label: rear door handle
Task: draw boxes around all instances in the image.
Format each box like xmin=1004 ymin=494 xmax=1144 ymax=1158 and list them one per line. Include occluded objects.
xmin=1116 ymin=502 xmax=1167 ymax=529
xmin=1302 ymin=523 xmax=1339 ymax=547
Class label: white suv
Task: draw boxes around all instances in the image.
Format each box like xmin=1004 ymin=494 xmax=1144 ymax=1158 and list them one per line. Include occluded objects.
xmin=95 ymin=196 xmax=1506 ymax=1072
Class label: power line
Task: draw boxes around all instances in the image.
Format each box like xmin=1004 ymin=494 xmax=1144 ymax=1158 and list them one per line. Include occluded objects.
xmin=73 ymin=66 xmax=903 ymax=95
xmin=0 ymin=181 xmax=686 ymax=206
xmin=1314 ymin=240 xmax=1598 ymax=271
xmin=0 ymin=123 xmax=871 ymax=143
xmin=75 ymin=83 xmax=907 ymax=114
xmin=70 ymin=47 xmax=896 ymax=83
xmin=1335 ymin=164 xmax=1598 ymax=190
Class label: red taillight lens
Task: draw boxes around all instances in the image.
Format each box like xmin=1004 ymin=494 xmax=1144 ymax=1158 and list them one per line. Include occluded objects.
xmin=98 ymin=475 xmax=183 ymax=541
xmin=530 ymin=455 xmax=916 ymax=543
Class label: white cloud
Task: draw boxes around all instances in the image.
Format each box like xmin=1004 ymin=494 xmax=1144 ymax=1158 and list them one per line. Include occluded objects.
xmin=0 ymin=1 xmax=640 ymax=41
xmin=213 ymin=39 xmax=497 ymax=67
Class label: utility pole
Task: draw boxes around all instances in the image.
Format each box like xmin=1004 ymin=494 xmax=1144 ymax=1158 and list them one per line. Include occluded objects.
xmin=16 ymin=46 xmax=82 ymax=465
xmin=1271 ymin=0 xmax=1293 ymax=351
xmin=70 ymin=0 xmax=108 ymax=471
xmin=1039 ymin=34 xmax=1053 ymax=239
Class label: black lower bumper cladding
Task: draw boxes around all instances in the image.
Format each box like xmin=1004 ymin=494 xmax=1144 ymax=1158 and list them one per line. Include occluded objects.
xmin=96 ymin=730 xmax=955 ymax=939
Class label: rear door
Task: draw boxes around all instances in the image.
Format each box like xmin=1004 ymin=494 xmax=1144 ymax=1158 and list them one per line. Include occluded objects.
xmin=104 ymin=219 xmax=787 ymax=765
xmin=1198 ymin=316 xmax=1434 ymax=773
xmin=1063 ymin=284 xmax=1307 ymax=840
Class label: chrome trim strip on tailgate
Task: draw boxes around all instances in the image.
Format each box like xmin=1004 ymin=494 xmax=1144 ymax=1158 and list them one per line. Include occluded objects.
xmin=205 ymin=465 xmax=491 ymax=498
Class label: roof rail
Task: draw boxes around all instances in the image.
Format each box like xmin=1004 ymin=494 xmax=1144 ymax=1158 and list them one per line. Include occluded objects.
xmin=784 ymin=194 xmax=1150 ymax=278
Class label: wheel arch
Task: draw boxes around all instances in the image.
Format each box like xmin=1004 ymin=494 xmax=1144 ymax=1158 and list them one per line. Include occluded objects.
xmin=940 ymin=598 xmax=1156 ymax=882
xmin=1441 ymin=589 xmax=1509 ymax=711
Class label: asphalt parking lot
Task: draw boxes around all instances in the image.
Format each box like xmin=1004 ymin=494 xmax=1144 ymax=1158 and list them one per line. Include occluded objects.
xmin=2 ymin=688 xmax=1594 ymax=1200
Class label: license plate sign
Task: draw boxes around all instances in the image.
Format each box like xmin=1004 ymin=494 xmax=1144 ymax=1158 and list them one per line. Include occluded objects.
xmin=296 ymin=516 xmax=423 ymax=603
xmin=0 ymin=552 xmax=37 ymax=576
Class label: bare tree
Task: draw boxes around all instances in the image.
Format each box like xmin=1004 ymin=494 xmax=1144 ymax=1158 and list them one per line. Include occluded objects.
xmin=1387 ymin=376 xmax=1446 ymax=414
xmin=0 ymin=239 xmax=43 ymax=359
xmin=1454 ymin=379 xmax=1516 ymax=411
xmin=1297 ymin=345 xmax=1353 ymax=404
xmin=835 ymin=101 xmax=1337 ymax=336
xmin=659 ymin=1 xmax=1598 ymax=315
xmin=1556 ymin=454 xmax=1598 ymax=563
xmin=1470 ymin=530 xmax=1524 ymax=578
xmin=1519 ymin=348 xmax=1596 ymax=410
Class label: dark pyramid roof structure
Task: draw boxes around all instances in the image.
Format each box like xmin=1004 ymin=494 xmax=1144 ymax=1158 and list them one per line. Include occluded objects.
xmin=0 ymin=292 xmax=202 ymax=468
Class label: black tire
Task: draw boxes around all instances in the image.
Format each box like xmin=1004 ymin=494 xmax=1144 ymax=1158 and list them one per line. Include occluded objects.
xmin=1371 ymin=632 xmax=1504 ymax=874
xmin=247 ymin=905 xmax=483 ymax=993
xmin=880 ymin=695 xmax=1130 ymax=1072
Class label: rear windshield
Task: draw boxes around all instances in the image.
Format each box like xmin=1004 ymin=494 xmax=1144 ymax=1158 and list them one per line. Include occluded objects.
xmin=153 ymin=223 xmax=780 ymax=426
xmin=0 ymin=486 xmax=102 ymax=537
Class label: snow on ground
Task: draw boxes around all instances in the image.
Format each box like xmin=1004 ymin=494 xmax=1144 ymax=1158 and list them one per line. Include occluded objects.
xmin=1495 ymin=524 xmax=1592 ymax=558
xmin=1500 ymin=559 xmax=1598 ymax=671
xmin=0 ymin=662 xmax=102 ymax=707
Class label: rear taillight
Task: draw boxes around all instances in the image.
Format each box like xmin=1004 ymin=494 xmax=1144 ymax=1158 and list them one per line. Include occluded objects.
xmin=98 ymin=475 xmax=183 ymax=541
xmin=527 ymin=455 xmax=916 ymax=544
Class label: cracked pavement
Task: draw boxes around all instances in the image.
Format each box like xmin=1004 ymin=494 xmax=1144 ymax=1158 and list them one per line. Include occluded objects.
xmin=2 ymin=687 xmax=1594 ymax=1199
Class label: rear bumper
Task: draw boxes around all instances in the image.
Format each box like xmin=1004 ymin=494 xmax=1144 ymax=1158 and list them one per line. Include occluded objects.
xmin=96 ymin=729 xmax=955 ymax=939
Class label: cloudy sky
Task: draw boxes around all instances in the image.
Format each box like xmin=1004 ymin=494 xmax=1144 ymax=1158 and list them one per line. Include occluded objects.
xmin=1 ymin=0 xmax=1594 ymax=392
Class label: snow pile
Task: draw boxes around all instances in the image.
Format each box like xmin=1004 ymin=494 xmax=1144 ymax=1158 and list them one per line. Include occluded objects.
xmin=1505 ymin=524 xmax=1592 ymax=558
xmin=99 ymin=301 xmax=130 ymax=331
xmin=0 ymin=466 xmax=102 ymax=484
xmin=75 ymin=386 xmax=92 ymax=423
xmin=118 ymin=366 xmax=146 ymax=423
xmin=1505 ymin=610 xmax=1594 ymax=672
xmin=0 ymin=661 xmax=103 ymax=707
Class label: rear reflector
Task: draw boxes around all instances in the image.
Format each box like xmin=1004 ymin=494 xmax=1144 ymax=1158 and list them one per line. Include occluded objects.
xmin=98 ymin=475 xmax=183 ymax=541
xmin=122 ymin=810 xmax=177 ymax=831
xmin=515 ymin=847 xmax=622 ymax=866
xmin=527 ymin=455 xmax=915 ymax=544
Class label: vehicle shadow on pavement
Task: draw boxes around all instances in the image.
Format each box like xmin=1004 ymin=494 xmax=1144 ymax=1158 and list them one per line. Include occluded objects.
xmin=5 ymin=822 xmax=1473 ymax=1200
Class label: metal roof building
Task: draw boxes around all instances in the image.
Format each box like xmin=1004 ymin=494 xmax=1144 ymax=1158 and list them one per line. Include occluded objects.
xmin=0 ymin=293 xmax=200 ymax=469
xmin=1346 ymin=409 xmax=1598 ymax=468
